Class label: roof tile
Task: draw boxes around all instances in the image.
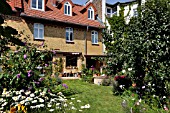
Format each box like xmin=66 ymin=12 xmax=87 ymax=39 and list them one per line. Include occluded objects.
xmin=7 ymin=0 xmax=104 ymax=28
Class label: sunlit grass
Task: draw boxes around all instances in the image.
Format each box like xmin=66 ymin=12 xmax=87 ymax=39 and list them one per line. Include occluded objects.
xmin=63 ymin=80 xmax=125 ymax=113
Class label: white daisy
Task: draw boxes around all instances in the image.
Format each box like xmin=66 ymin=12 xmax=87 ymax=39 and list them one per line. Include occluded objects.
xmin=49 ymin=109 xmax=54 ymax=112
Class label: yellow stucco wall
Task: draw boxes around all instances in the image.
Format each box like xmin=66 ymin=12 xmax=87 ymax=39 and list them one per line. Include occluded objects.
xmin=4 ymin=15 xmax=103 ymax=73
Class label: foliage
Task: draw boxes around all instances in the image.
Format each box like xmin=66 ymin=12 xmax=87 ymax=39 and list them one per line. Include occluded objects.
xmin=101 ymin=78 xmax=112 ymax=86
xmin=53 ymin=58 xmax=63 ymax=76
xmin=81 ymin=64 xmax=94 ymax=83
xmin=0 ymin=1 xmax=24 ymax=54
xmin=0 ymin=89 xmax=90 ymax=113
xmin=113 ymin=75 xmax=132 ymax=95
xmin=103 ymin=0 xmax=170 ymax=111
xmin=0 ymin=42 xmax=53 ymax=91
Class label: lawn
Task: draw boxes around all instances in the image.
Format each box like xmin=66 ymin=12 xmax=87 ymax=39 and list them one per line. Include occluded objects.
xmin=63 ymin=80 xmax=125 ymax=113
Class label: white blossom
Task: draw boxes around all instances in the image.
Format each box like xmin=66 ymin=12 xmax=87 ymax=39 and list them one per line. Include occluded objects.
xmin=122 ymin=70 xmax=126 ymax=73
xmin=25 ymin=102 xmax=30 ymax=106
xmin=25 ymin=97 xmax=33 ymax=102
xmin=77 ymin=100 xmax=81 ymax=103
xmin=56 ymin=103 xmax=60 ymax=106
xmin=20 ymin=100 xmax=25 ymax=105
xmin=84 ymin=104 xmax=90 ymax=108
xmin=148 ymin=82 xmax=151 ymax=86
xmin=32 ymin=100 xmax=37 ymax=104
xmin=12 ymin=96 xmax=19 ymax=101
xmin=142 ymin=86 xmax=145 ymax=89
xmin=81 ymin=106 xmax=85 ymax=109
xmin=163 ymin=96 xmax=166 ymax=99
xmin=30 ymin=93 xmax=35 ymax=98
xmin=30 ymin=106 xmax=36 ymax=109
xmin=71 ymin=106 xmax=76 ymax=110
xmin=47 ymin=104 xmax=52 ymax=108
xmin=1 ymin=102 xmax=8 ymax=107
xmin=64 ymin=103 xmax=67 ymax=107
xmin=40 ymin=104 xmax=45 ymax=107
xmin=25 ymin=91 xmax=31 ymax=95
xmin=128 ymin=68 xmax=132 ymax=71
xmin=39 ymin=98 xmax=44 ymax=103
xmin=49 ymin=109 xmax=54 ymax=112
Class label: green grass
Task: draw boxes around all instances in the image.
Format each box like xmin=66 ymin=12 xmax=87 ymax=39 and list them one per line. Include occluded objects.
xmin=63 ymin=80 xmax=125 ymax=113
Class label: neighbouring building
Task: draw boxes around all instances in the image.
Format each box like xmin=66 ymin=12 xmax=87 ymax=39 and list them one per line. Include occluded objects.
xmin=4 ymin=0 xmax=105 ymax=77
xmin=105 ymin=0 xmax=146 ymax=28
xmin=106 ymin=0 xmax=138 ymax=24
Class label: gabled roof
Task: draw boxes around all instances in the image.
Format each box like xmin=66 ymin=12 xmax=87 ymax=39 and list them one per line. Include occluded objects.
xmin=6 ymin=0 xmax=104 ymax=28
xmin=80 ymin=2 xmax=97 ymax=12
xmin=106 ymin=0 xmax=137 ymax=8
xmin=60 ymin=0 xmax=74 ymax=6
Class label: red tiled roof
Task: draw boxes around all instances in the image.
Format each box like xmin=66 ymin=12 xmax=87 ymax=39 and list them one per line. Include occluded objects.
xmin=7 ymin=0 xmax=104 ymax=28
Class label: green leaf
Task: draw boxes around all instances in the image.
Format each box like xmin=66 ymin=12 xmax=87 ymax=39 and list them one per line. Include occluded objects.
xmin=0 ymin=0 xmax=12 ymax=15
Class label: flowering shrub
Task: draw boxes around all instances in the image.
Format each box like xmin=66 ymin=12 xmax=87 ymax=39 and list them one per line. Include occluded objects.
xmin=121 ymin=89 xmax=169 ymax=113
xmin=0 ymin=89 xmax=90 ymax=113
xmin=0 ymin=41 xmax=53 ymax=91
xmin=113 ymin=74 xmax=132 ymax=95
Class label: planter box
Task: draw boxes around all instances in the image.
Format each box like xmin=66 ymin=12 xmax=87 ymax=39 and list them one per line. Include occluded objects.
xmin=93 ymin=76 xmax=109 ymax=85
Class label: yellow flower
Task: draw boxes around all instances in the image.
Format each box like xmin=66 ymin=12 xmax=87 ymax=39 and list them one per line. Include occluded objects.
xmin=3 ymin=88 xmax=7 ymax=91
xmin=9 ymin=106 xmax=16 ymax=113
xmin=18 ymin=104 xmax=22 ymax=111
xmin=18 ymin=104 xmax=27 ymax=113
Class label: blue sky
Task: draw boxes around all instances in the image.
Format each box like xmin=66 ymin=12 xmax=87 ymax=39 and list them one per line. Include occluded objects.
xmin=72 ymin=0 xmax=130 ymax=5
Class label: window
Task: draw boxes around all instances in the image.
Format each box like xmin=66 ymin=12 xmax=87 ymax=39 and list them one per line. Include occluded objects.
xmin=31 ymin=0 xmax=44 ymax=11
xmin=66 ymin=56 xmax=77 ymax=67
xmin=64 ymin=2 xmax=71 ymax=16
xmin=91 ymin=31 xmax=98 ymax=44
xmin=106 ymin=8 xmax=111 ymax=17
xmin=66 ymin=27 xmax=73 ymax=42
xmin=112 ymin=11 xmax=117 ymax=16
xmin=133 ymin=8 xmax=138 ymax=17
xmin=34 ymin=23 xmax=44 ymax=39
xmin=88 ymin=7 xmax=94 ymax=20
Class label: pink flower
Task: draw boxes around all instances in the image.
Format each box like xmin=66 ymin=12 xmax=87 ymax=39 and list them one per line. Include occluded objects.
xmin=164 ymin=105 xmax=169 ymax=111
xmin=45 ymin=64 xmax=48 ymax=67
xmin=16 ymin=74 xmax=20 ymax=79
xmin=27 ymin=70 xmax=32 ymax=77
xmin=39 ymin=77 xmax=45 ymax=82
xmin=40 ymin=41 xmax=44 ymax=46
xmin=24 ymin=54 xmax=27 ymax=59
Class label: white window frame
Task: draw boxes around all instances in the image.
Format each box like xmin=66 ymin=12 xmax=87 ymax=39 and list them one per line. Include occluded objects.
xmin=66 ymin=27 xmax=73 ymax=42
xmin=31 ymin=0 xmax=44 ymax=11
xmin=64 ymin=2 xmax=72 ymax=16
xmin=91 ymin=31 xmax=98 ymax=44
xmin=133 ymin=8 xmax=138 ymax=17
xmin=88 ymin=7 xmax=94 ymax=20
xmin=106 ymin=8 xmax=112 ymax=17
xmin=34 ymin=23 xmax=44 ymax=40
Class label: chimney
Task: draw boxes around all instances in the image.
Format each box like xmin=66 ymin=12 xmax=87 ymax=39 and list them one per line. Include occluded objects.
xmin=90 ymin=0 xmax=106 ymax=21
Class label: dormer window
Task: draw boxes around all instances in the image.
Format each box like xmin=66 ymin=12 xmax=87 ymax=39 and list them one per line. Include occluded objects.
xmin=31 ymin=0 xmax=44 ymax=11
xmin=64 ymin=2 xmax=72 ymax=16
xmin=88 ymin=7 xmax=94 ymax=20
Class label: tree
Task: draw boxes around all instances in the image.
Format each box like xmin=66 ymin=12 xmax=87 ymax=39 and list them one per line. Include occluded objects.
xmin=103 ymin=0 xmax=170 ymax=108
xmin=0 ymin=0 xmax=24 ymax=54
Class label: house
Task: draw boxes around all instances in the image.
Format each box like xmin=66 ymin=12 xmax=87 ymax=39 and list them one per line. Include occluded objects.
xmin=106 ymin=0 xmax=139 ymax=24
xmin=4 ymin=0 xmax=105 ymax=77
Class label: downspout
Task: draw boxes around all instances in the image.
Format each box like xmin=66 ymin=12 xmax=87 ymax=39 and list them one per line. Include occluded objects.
xmin=102 ymin=0 xmax=106 ymax=55
xmin=84 ymin=26 xmax=88 ymax=68
xmin=85 ymin=26 xmax=88 ymax=55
